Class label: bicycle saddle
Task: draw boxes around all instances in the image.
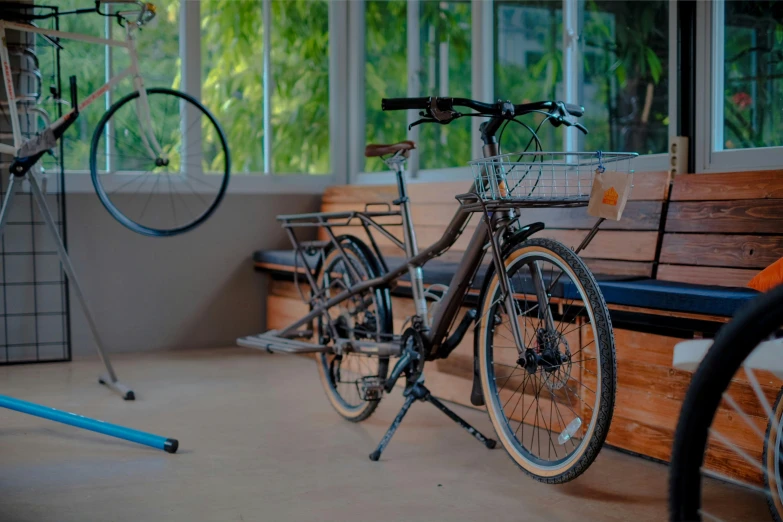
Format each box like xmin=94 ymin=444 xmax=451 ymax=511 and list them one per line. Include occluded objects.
xmin=364 ymin=140 xmax=416 ymax=158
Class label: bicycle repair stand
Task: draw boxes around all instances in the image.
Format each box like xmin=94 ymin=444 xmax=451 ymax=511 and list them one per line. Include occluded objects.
xmin=0 ymin=77 xmax=134 ymax=400
xmin=369 ymin=346 xmax=497 ymax=460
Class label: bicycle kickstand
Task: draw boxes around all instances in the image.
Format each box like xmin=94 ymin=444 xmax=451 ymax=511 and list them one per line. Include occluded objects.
xmin=369 ymin=378 xmax=497 ymax=462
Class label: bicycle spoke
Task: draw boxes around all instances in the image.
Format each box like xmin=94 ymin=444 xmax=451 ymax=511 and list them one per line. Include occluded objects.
xmin=721 ymin=391 xmax=768 ymax=441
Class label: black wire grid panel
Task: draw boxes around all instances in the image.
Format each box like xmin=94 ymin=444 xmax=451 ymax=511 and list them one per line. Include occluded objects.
xmin=0 ymin=3 xmax=71 ymax=364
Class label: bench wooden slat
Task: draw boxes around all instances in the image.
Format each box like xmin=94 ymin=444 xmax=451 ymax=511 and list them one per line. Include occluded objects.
xmin=666 ymin=199 xmax=783 ymax=234
xmin=656 ymin=264 xmax=759 ymax=287
xmin=660 ymin=233 xmax=783 ymax=269
xmin=323 ymin=171 xmax=670 ymax=205
xmin=320 ymin=225 xmax=659 ymax=262
xmin=670 ymin=170 xmax=783 ymax=201
xmin=583 ymin=259 xmax=653 ymax=278
xmin=321 ymin=200 xmax=664 ymax=231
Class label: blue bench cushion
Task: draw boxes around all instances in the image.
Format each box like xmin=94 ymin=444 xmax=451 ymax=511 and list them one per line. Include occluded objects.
xmin=254 ymin=249 xmax=760 ymax=318
xmin=594 ymin=279 xmax=759 ymax=318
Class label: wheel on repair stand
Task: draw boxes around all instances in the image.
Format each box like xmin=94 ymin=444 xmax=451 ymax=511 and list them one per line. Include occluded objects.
xmin=476 ymin=237 xmax=616 ymax=484
xmin=314 ymin=236 xmax=393 ymax=422
xmin=90 ymin=88 xmax=230 ymax=237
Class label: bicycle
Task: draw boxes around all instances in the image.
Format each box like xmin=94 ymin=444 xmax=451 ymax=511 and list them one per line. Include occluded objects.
xmin=239 ymin=95 xmax=636 ymax=483
xmin=670 ymin=284 xmax=783 ymax=521
xmin=0 ymin=0 xmax=230 ymax=237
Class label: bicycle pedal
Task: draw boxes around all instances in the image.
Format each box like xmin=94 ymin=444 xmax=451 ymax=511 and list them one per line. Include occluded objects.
xmin=359 ymin=376 xmax=385 ymax=401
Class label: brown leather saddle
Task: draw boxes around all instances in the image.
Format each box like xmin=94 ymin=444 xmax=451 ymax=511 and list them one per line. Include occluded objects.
xmin=364 ymin=140 xmax=416 ymax=158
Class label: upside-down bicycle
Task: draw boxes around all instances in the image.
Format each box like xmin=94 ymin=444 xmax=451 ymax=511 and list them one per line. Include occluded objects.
xmin=240 ymin=96 xmax=636 ymax=483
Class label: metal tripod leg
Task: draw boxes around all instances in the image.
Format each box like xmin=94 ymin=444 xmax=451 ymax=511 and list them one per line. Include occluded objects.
xmin=2 ymin=174 xmax=135 ymax=400
xmin=369 ymin=379 xmax=497 ymax=462
xmin=425 ymin=393 xmax=496 ymax=449
xmin=369 ymin=389 xmax=417 ymax=461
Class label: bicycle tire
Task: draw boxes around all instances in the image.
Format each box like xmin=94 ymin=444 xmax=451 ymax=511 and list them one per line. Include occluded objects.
xmin=670 ymin=284 xmax=783 ymax=521
xmin=314 ymin=235 xmax=393 ymax=422
xmin=89 ymin=88 xmax=230 ymax=237
xmin=476 ymin=237 xmax=616 ymax=483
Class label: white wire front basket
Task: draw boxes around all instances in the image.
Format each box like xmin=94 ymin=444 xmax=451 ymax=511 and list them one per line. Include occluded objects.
xmin=466 ymin=151 xmax=638 ymax=208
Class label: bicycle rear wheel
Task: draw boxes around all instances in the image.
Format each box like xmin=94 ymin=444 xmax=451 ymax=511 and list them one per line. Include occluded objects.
xmin=90 ymin=88 xmax=230 ymax=237
xmin=314 ymin=236 xmax=392 ymax=422
xmin=670 ymin=284 xmax=783 ymax=522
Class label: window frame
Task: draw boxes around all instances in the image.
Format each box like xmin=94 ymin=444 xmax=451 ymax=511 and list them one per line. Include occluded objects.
xmin=694 ymin=0 xmax=783 ymax=173
xmin=59 ymin=0 xmax=682 ymax=193
xmin=355 ymin=0 xmax=675 ymax=186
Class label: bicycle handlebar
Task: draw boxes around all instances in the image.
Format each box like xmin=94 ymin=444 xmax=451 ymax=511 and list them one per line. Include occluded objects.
xmin=381 ymin=97 xmax=584 ymax=118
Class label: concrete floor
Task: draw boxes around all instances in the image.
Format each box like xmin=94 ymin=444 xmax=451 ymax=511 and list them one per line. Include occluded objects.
xmin=0 ymin=348 xmax=765 ymax=522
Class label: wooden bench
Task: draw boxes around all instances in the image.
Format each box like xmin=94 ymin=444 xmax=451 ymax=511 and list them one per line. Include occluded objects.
xmin=254 ymin=169 xmax=783 ymax=484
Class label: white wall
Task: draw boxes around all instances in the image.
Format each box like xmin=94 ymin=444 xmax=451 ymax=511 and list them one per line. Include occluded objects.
xmin=65 ymin=192 xmax=319 ymax=357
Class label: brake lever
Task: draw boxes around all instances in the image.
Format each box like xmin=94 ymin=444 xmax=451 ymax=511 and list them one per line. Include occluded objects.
xmin=574 ymin=122 xmax=589 ymax=135
xmin=408 ymin=117 xmax=437 ymax=130
xmin=408 ymin=112 xmax=460 ymax=130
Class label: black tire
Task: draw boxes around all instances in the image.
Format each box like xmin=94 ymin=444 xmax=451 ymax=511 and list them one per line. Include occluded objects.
xmin=90 ymin=88 xmax=230 ymax=237
xmin=764 ymin=389 xmax=783 ymax=522
xmin=476 ymin=237 xmax=616 ymax=483
xmin=314 ymin=236 xmax=392 ymax=422
xmin=670 ymin=284 xmax=783 ymax=522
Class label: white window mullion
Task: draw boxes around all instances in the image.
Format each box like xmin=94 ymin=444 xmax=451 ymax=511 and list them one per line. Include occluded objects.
xmin=181 ymin=0 xmax=202 ymax=176
xmin=262 ymin=0 xmax=272 ymax=174
xmin=347 ymin=0 xmax=365 ymax=184
xmin=104 ymin=14 xmax=114 ymax=172
xmin=711 ymin=0 xmax=725 ymax=154
xmin=471 ymin=0 xmax=493 ymax=160
xmin=329 ymin=0 xmax=349 ymax=184
xmin=668 ymin=0 xmax=678 ymax=143
xmin=562 ymin=0 xmax=581 ymax=152
xmin=695 ymin=0 xmax=783 ymax=173
xmin=407 ymin=0 xmax=420 ymax=179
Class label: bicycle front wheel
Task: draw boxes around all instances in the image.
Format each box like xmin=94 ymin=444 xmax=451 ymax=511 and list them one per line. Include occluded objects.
xmin=476 ymin=237 xmax=616 ymax=483
xmin=90 ymin=88 xmax=230 ymax=237
xmin=670 ymin=284 xmax=783 ymax=522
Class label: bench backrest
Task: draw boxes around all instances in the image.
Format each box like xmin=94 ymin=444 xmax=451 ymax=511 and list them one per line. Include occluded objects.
xmin=320 ymin=171 xmax=671 ymax=277
xmin=659 ymin=170 xmax=783 ymax=287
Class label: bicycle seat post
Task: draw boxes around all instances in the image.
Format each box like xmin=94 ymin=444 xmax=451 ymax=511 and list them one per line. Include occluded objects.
xmin=384 ymin=151 xmax=428 ymax=329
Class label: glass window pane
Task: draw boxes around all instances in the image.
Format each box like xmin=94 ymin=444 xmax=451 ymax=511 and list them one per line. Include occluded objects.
xmin=365 ymin=1 xmax=407 ymax=172
xmin=202 ymin=0 xmax=264 ymax=174
xmin=418 ymin=1 xmax=471 ymax=170
xmin=494 ymin=1 xmax=563 ymax=153
xmin=582 ymin=0 xmax=669 ymax=154
xmin=271 ymin=0 xmax=330 ymax=174
xmin=721 ymin=1 xmax=783 ymax=150
xmin=116 ymin=0 xmax=180 ymax=92
xmin=46 ymin=1 xmax=108 ymax=171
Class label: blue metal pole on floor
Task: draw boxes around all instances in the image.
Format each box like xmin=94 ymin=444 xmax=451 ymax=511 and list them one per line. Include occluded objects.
xmin=0 ymin=395 xmax=178 ymax=453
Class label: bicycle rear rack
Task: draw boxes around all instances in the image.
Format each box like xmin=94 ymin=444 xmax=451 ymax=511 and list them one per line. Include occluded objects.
xmin=237 ymin=331 xmax=329 ymax=354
